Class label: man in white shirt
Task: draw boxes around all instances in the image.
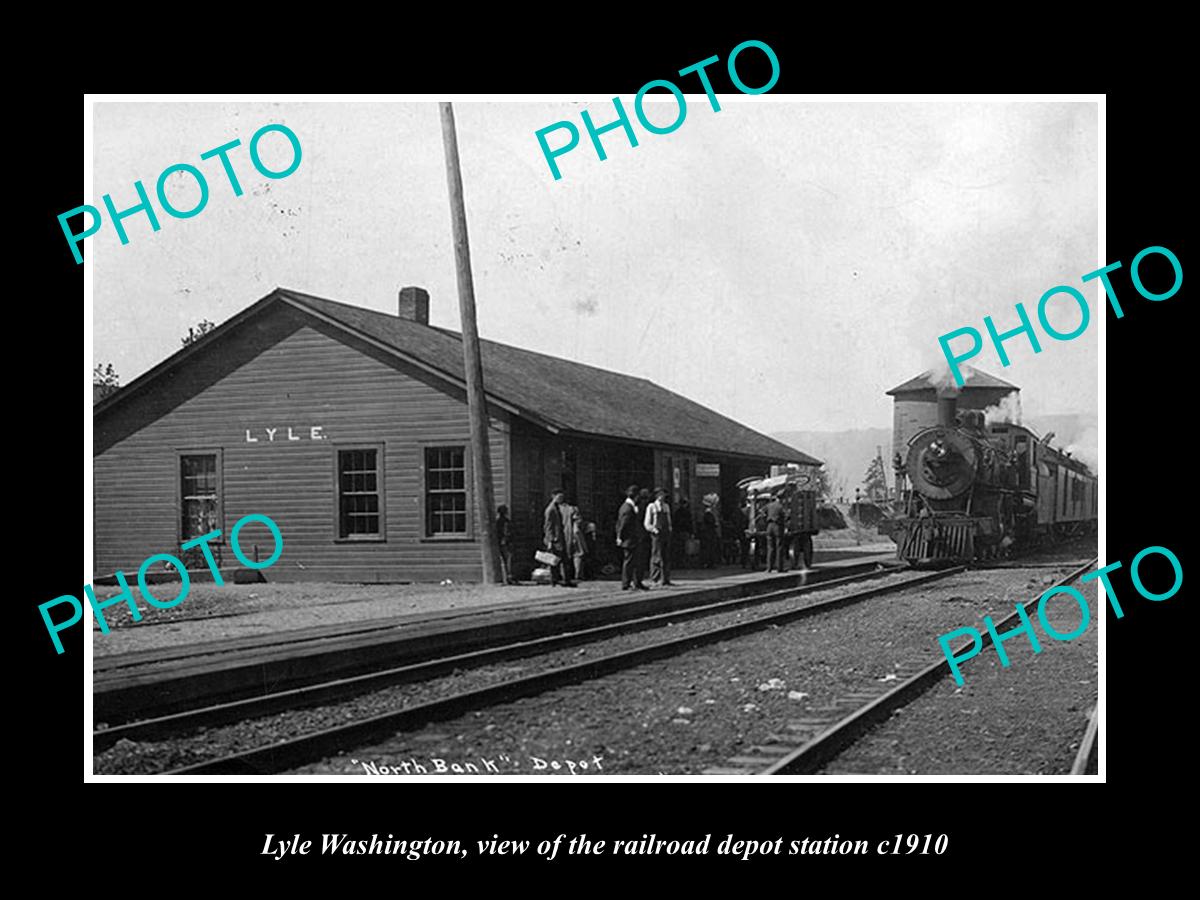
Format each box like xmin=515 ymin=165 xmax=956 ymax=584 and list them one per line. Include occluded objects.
xmin=644 ymin=487 xmax=674 ymax=586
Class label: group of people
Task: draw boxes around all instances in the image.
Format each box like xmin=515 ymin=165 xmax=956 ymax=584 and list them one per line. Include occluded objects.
xmin=531 ymin=484 xmax=687 ymax=590
xmin=496 ymin=497 xmax=592 ymax=587
xmin=613 ymin=485 xmax=740 ymax=589
xmin=615 ymin=485 xmax=674 ymax=590
xmin=534 ymin=491 xmax=594 ymax=588
xmin=498 ymin=486 xmax=800 ymax=588
xmin=670 ymin=497 xmax=726 ymax=570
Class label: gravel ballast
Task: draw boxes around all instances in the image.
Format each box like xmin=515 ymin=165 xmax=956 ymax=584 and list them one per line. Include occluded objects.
xmin=95 ymin=556 xmax=1096 ymax=776
xmin=820 ymin=578 xmax=1099 ymax=775
xmin=289 ymin=565 xmax=1089 ymax=776
xmin=94 ymin=568 xmax=927 ymax=774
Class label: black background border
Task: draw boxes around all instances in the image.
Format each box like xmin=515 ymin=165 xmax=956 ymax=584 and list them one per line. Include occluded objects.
xmin=23 ymin=28 xmax=1186 ymax=883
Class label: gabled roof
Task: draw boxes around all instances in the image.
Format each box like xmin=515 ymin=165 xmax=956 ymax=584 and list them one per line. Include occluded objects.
xmin=96 ymin=287 xmax=820 ymax=466
xmin=887 ymin=365 xmax=1019 ymax=395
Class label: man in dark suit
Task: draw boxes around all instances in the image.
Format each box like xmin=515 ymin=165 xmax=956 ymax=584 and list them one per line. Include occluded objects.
xmin=699 ymin=503 xmax=719 ymax=569
xmin=496 ymin=504 xmax=515 ymax=585
xmin=616 ymin=485 xmax=648 ymax=590
xmin=543 ymin=489 xmax=575 ymax=587
xmin=729 ymin=503 xmax=750 ymax=568
xmin=635 ymin=488 xmax=652 ymax=585
xmin=766 ymin=493 xmax=788 ymax=573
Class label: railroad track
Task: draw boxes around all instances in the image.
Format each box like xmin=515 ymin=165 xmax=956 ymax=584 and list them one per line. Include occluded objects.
xmin=96 ymin=564 xmax=914 ymax=751
xmin=95 ymin=559 xmax=899 ymax=726
xmin=729 ymin=558 xmax=1098 ymax=776
xmin=95 ymin=560 xmax=901 ymax=677
xmin=1070 ymin=706 xmax=1098 ymax=775
xmin=154 ymin=566 xmax=969 ymax=774
xmin=97 ymin=565 xmax=921 ymax=752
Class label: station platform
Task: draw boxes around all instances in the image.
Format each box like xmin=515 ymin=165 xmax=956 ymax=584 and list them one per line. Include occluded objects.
xmin=92 ymin=551 xmax=898 ymax=723
xmin=92 ymin=545 xmax=897 ymax=662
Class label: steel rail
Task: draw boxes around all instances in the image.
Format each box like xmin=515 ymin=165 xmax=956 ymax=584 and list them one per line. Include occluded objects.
xmin=1070 ymin=706 xmax=1099 ymax=776
xmin=96 ymin=565 xmax=912 ymax=751
xmin=160 ymin=567 xmax=968 ymax=774
xmin=759 ymin=558 xmax=1098 ymax=775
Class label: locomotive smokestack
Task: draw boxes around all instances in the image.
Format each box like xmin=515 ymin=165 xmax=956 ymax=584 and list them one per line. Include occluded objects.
xmin=936 ymin=385 xmax=958 ymax=428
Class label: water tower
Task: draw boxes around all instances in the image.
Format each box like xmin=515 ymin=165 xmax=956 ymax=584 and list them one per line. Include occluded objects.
xmin=886 ymin=365 xmax=1019 ymax=465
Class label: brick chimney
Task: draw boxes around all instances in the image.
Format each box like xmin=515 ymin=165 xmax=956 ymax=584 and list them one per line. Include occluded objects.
xmin=399 ymin=286 xmax=430 ymax=325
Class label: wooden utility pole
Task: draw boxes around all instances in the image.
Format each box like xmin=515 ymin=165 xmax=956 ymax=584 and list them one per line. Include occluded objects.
xmin=854 ymin=487 xmax=862 ymax=546
xmin=439 ymin=102 xmax=503 ymax=584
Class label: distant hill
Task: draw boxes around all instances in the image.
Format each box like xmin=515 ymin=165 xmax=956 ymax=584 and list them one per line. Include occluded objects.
xmin=772 ymin=428 xmax=892 ymax=502
xmin=774 ymin=411 xmax=1099 ymax=499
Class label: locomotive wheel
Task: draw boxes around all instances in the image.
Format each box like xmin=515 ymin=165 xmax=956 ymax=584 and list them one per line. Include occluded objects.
xmin=800 ymin=534 xmax=814 ymax=568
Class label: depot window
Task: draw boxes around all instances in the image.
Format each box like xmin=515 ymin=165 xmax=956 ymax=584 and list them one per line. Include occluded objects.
xmin=336 ymin=445 xmax=385 ymax=540
xmin=179 ymin=451 xmax=222 ymax=541
xmin=425 ymin=446 xmax=470 ymax=537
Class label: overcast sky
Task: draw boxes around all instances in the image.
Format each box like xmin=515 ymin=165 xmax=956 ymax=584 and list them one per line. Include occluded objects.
xmin=92 ymin=99 xmax=1098 ymax=433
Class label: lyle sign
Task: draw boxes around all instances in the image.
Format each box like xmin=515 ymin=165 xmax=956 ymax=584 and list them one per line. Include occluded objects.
xmin=245 ymin=426 xmax=326 ymax=443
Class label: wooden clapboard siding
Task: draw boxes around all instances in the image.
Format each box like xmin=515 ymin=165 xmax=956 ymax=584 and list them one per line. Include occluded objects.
xmin=94 ymin=305 xmax=509 ymax=583
xmin=504 ymin=426 xmax=660 ymax=579
xmin=94 ymin=292 xmax=798 ymax=585
xmin=507 ymin=422 xmax=546 ymax=580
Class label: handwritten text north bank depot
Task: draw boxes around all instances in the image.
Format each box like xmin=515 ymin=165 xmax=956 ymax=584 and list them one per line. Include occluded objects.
xmin=59 ymin=123 xmax=302 ymax=264
xmin=355 ymin=753 xmax=604 ymax=775
xmin=535 ymin=39 xmax=780 ymax=180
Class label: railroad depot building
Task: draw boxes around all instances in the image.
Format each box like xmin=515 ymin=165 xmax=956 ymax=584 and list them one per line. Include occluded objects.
xmin=94 ymin=287 xmax=819 ymax=584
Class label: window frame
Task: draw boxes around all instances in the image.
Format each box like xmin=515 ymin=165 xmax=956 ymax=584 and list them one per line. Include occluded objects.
xmin=420 ymin=443 xmax=474 ymax=542
xmin=333 ymin=443 xmax=387 ymax=543
xmin=177 ymin=448 xmax=224 ymax=545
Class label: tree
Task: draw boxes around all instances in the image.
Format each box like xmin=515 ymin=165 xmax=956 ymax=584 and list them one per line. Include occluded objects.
xmin=181 ymin=319 xmax=217 ymax=346
xmin=93 ymin=362 xmax=120 ymax=401
xmin=862 ymin=455 xmax=889 ymax=502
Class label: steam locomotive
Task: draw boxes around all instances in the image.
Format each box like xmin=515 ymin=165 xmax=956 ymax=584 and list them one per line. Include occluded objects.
xmin=881 ymin=392 xmax=1097 ymax=566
